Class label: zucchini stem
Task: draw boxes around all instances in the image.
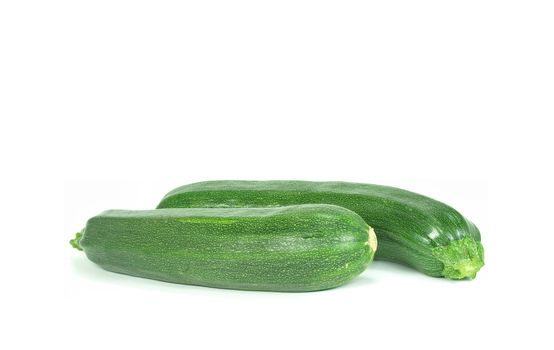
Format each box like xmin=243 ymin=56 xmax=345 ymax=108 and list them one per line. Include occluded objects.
xmin=432 ymin=236 xmax=484 ymax=279
xmin=70 ymin=230 xmax=84 ymax=251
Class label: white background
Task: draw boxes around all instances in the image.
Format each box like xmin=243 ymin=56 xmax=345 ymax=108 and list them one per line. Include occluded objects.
xmin=1 ymin=1 xmax=553 ymax=349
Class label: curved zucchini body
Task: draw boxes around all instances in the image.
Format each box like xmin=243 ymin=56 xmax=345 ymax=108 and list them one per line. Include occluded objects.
xmin=71 ymin=205 xmax=376 ymax=292
xmin=158 ymin=181 xmax=484 ymax=279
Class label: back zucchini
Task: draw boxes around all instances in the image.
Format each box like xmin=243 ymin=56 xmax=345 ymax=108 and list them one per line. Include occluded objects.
xmin=157 ymin=181 xmax=484 ymax=279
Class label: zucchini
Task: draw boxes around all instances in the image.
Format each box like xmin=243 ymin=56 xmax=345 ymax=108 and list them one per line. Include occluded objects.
xmin=158 ymin=181 xmax=484 ymax=279
xmin=70 ymin=205 xmax=376 ymax=292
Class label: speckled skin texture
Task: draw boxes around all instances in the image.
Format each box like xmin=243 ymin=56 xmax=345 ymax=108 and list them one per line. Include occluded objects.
xmin=77 ymin=205 xmax=374 ymax=292
xmin=157 ymin=181 xmax=485 ymax=279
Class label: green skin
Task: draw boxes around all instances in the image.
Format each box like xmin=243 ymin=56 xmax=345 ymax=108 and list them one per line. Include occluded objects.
xmin=71 ymin=205 xmax=375 ymax=292
xmin=158 ymin=181 xmax=485 ymax=279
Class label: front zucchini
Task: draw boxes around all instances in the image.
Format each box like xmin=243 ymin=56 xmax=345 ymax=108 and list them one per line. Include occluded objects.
xmin=157 ymin=181 xmax=485 ymax=279
xmin=71 ymin=205 xmax=376 ymax=292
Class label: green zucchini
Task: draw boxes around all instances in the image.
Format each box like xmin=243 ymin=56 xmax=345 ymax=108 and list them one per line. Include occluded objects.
xmin=70 ymin=205 xmax=376 ymax=292
xmin=157 ymin=181 xmax=484 ymax=279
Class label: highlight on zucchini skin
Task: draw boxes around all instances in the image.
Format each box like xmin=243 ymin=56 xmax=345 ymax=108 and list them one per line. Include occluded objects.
xmin=70 ymin=205 xmax=376 ymax=292
xmin=157 ymin=180 xmax=485 ymax=280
